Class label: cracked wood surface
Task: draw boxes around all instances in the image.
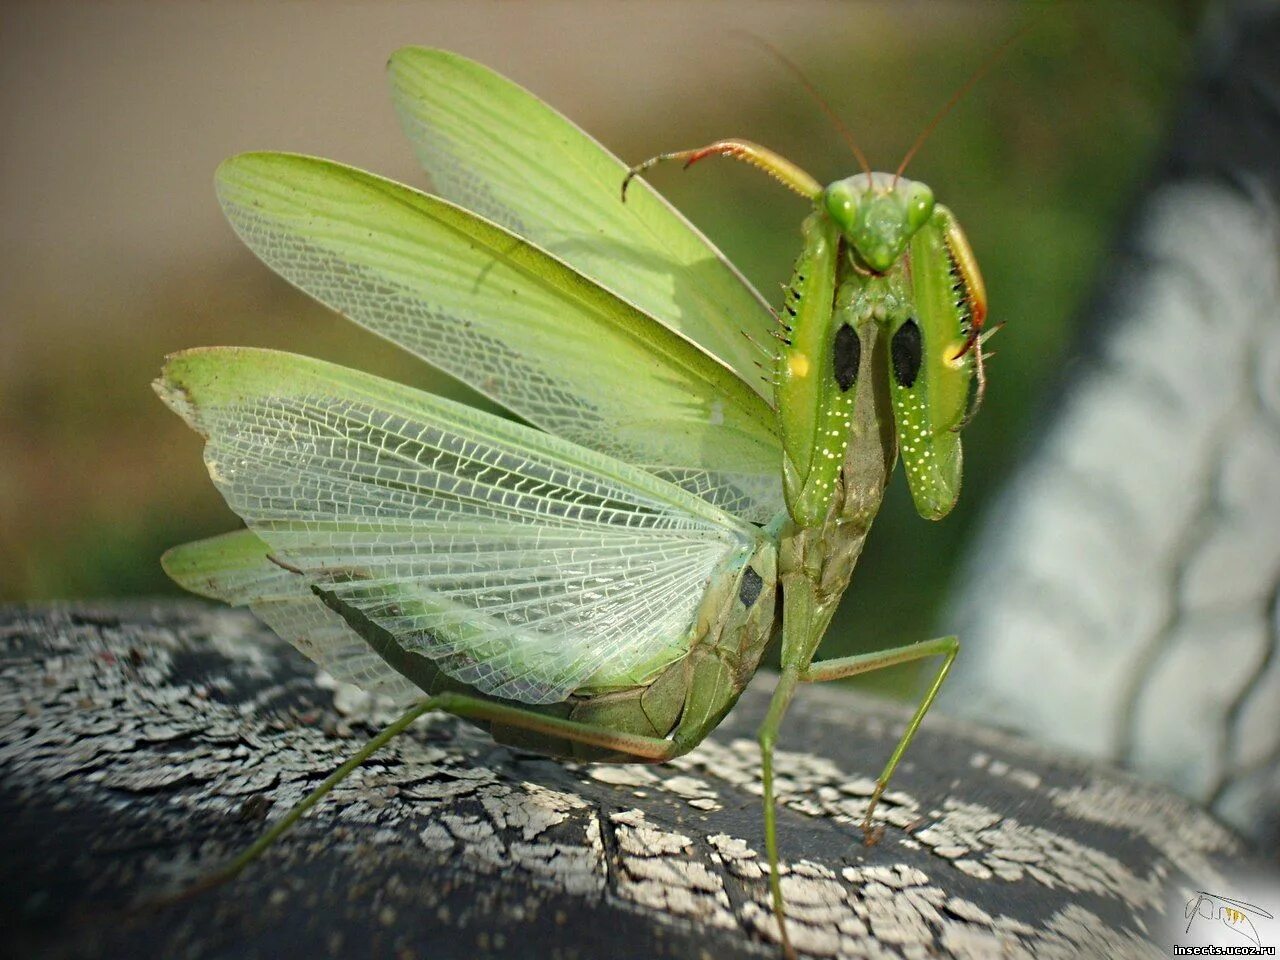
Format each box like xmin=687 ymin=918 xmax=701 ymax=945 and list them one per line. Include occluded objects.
xmin=1 ymin=603 xmax=1264 ymax=959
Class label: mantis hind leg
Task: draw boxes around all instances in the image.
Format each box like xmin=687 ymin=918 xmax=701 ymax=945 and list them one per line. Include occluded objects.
xmin=188 ymin=692 xmax=676 ymax=895
xmin=758 ymin=563 xmax=819 ymax=960
xmin=758 ymin=667 xmax=802 ymax=960
xmin=802 ymin=635 xmax=959 ymax=836
xmin=756 ymin=632 xmax=957 ymax=958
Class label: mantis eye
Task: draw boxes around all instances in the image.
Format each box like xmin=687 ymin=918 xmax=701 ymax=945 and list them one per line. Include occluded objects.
xmin=904 ymin=182 xmax=935 ymax=233
xmin=823 ymin=180 xmax=859 ymax=234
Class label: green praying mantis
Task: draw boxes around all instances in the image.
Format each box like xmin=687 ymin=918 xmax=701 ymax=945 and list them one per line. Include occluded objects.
xmin=157 ymin=46 xmax=997 ymax=955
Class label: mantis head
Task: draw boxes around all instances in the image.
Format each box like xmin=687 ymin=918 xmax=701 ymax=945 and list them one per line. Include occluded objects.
xmin=822 ymin=173 xmax=935 ymax=274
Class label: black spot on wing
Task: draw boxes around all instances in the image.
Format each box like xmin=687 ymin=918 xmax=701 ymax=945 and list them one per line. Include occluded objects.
xmin=833 ymin=324 xmax=860 ymax=392
xmin=738 ymin=567 xmax=764 ymax=608
xmin=892 ymin=318 xmax=923 ymax=388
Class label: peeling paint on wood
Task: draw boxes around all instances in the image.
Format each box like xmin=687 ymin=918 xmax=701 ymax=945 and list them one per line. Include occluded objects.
xmin=0 ymin=604 xmax=1265 ymax=959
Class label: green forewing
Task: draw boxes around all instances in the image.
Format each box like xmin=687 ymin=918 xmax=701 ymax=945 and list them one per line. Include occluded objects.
xmin=155 ymin=347 xmax=761 ymax=704
xmin=162 ymin=530 xmax=422 ymax=702
xmin=216 ymin=153 xmax=782 ymax=521
xmin=387 ymin=47 xmax=777 ymax=397
xmin=891 ymin=208 xmax=970 ymax=520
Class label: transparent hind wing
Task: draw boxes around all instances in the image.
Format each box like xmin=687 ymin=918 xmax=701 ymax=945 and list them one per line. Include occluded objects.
xmin=387 ymin=47 xmax=777 ymax=398
xmin=215 ymin=152 xmax=783 ymax=522
xmin=162 ymin=530 xmax=422 ymax=702
xmin=156 ymin=347 xmax=759 ymax=704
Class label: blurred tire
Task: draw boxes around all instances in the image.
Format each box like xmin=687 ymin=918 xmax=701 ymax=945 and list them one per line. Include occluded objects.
xmin=942 ymin=0 xmax=1280 ymax=851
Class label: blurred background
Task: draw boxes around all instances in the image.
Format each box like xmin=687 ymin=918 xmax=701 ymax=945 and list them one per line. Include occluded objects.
xmin=1 ymin=1 xmax=1203 ymax=665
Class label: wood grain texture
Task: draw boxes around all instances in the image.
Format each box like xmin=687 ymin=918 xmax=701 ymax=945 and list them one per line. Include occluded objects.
xmin=2 ymin=603 xmax=1263 ymax=959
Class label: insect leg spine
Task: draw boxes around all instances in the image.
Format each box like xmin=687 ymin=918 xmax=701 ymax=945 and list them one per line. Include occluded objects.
xmin=742 ymin=329 xmax=780 ymax=360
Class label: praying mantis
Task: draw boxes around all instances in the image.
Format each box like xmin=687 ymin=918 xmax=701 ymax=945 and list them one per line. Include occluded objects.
xmin=157 ymin=45 xmax=996 ymax=955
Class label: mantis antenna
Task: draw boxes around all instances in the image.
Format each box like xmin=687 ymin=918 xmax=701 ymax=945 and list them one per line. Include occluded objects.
xmin=733 ymin=31 xmax=873 ymax=179
xmin=894 ymin=22 xmax=1036 ymax=186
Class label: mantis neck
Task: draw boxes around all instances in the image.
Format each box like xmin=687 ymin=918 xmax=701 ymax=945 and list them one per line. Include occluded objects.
xmin=778 ymin=317 xmax=898 ymax=668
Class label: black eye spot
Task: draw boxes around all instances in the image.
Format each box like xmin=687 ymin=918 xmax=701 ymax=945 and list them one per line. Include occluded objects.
xmin=892 ymin=318 xmax=923 ymax=388
xmin=738 ymin=567 xmax=764 ymax=608
xmin=833 ymin=324 xmax=860 ymax=392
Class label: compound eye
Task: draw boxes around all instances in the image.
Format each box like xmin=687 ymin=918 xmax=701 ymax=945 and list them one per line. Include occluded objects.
xmin=823 ymin=181 xmax=858 ymax=232
xmin=904 ymin=182 xmax=935 ymax=232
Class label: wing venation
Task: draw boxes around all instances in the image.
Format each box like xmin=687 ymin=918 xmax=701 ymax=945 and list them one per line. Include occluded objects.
xmin=157 ymin=347 xmax=759 ymax=703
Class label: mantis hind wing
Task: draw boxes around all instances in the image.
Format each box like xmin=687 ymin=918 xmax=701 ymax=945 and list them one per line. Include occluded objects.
xmin=162 ymin=529 xmax=422 ymax=703
xmin=156 ymin=347 xmax=762 ymax=705
xmin=387 ymin=46 xmax=777 ymax=398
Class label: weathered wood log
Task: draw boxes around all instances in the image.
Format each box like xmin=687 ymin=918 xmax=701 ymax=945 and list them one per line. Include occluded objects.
xmin=2 ymin=603 xmax=1266 ymax=959
xmin=942 ymin=0 xmax=1280 ymax=849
